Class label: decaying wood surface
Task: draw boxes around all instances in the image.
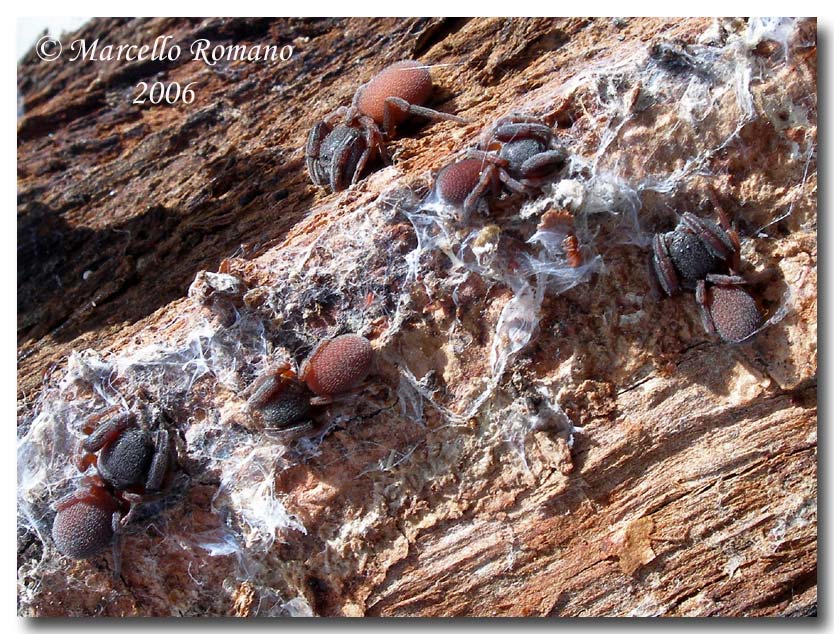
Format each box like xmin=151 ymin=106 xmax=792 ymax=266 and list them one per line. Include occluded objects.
xmin=18 ymin=18 xmax=816 ymax=617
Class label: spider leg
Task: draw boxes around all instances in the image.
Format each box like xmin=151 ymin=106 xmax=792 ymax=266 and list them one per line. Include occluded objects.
xmin=326 ymin=128 xmax=364 ymax=192
xmin=374 ymin=123 xmax=392 ymax=163
xmin=497 ymin=168 xmax=536 ymax=196
xmin=109 ymin=509 xmax=127 ymax=579
xmin=465 ymin=149 xmax=508 ymax=168
xmin=695 ymin=280 xmax=716 ymax=335
xmin=382 ymin=96 xmax=468 ymax=138
xmin=707 ymin=186 xmax=742 ymax=271
xmin=520 ymin=177 xmax=553 ymax=190
xmin=265 ymin=420 xmax=314 ymax=438
xmin=484 ymin=116 xmax=552 ymax=149
xmin=54 ymin=489 xmax=85 ymax=512
xmin=81 ymin=404 xmax=122 ymax=433
xmin=705 ymin=273 xmax=747 ymax=286
xmin=359 ymin=116 xmax=390 ymax=163
xmin=727 ymin=231 xmax=742 ymax=272
xmin=681 ymin=212 xmax=736 ymax=262
xmin=707 ymin=185 xmax=732 ymax=229
xmin=84 ymin=412 xmax=134 ymax=452
xmin=145 ymin=429 xmax=171 ymax=492
xmin=491 ymin=122 xmax=553 ymax=144
xmin=652 ymin=233 xmax=680 ymax=296
xmin=118 ymin=493 xmax=143 ymax=527
xmin=352 ymin=117 xmax=387 ymax=186
xmin=350 ymin=84 xmax=366 ymax=110
xmin=74 ymin=437 xmax=98 ymax=472
xmin=519 ymin=149 xmax=568 ymax=181
xmin=325 ymin=105 xmax=350 ymax=126
xmin=244 ymin=365 xmax=291 ymax=409
xmin=463 ymin=165 xmax=499 ymax=217
xmin=493 ymin=113 xmax=551 ymax=127
xmin=305 ymin=122 xmax=331 ymax=186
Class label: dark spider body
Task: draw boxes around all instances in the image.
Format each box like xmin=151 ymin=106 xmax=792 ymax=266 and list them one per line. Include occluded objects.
xmin=81 ymin=410 xmax=172 ymax=492
xmin=665 ymin=229 xmax=723 ymax=283
xmin=652 ymin=212 xmax=737 ymax=295
xmin=651 ymin=201 xmax=763 ymax=344
xmin=244 ymin=364 xmax=313 ymax=430
xmin=258 ymin=383 xmax=312 ymax=428
xmin=486 ymin=118 xmax=568 ymax=188
xmin=500 ymin=138 xmax=543 ymax=172
xmin=306 ymin=60 xmax=467 ymax=192
xmin=306 ymin=124 xmax=368 ymax=194
xmin=97 ymin=428 xmax=154 ymax=490
xmin=495 ymin=130 xmax=566 ymax=184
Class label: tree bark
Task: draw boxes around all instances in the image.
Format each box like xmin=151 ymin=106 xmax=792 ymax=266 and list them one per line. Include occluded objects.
xmin=18 ymin=17 xmax=816 ymax=617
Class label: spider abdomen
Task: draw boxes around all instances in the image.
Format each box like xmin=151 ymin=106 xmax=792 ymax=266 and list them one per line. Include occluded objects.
xmin=356 ymin=60 xmax=433 ymax=124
